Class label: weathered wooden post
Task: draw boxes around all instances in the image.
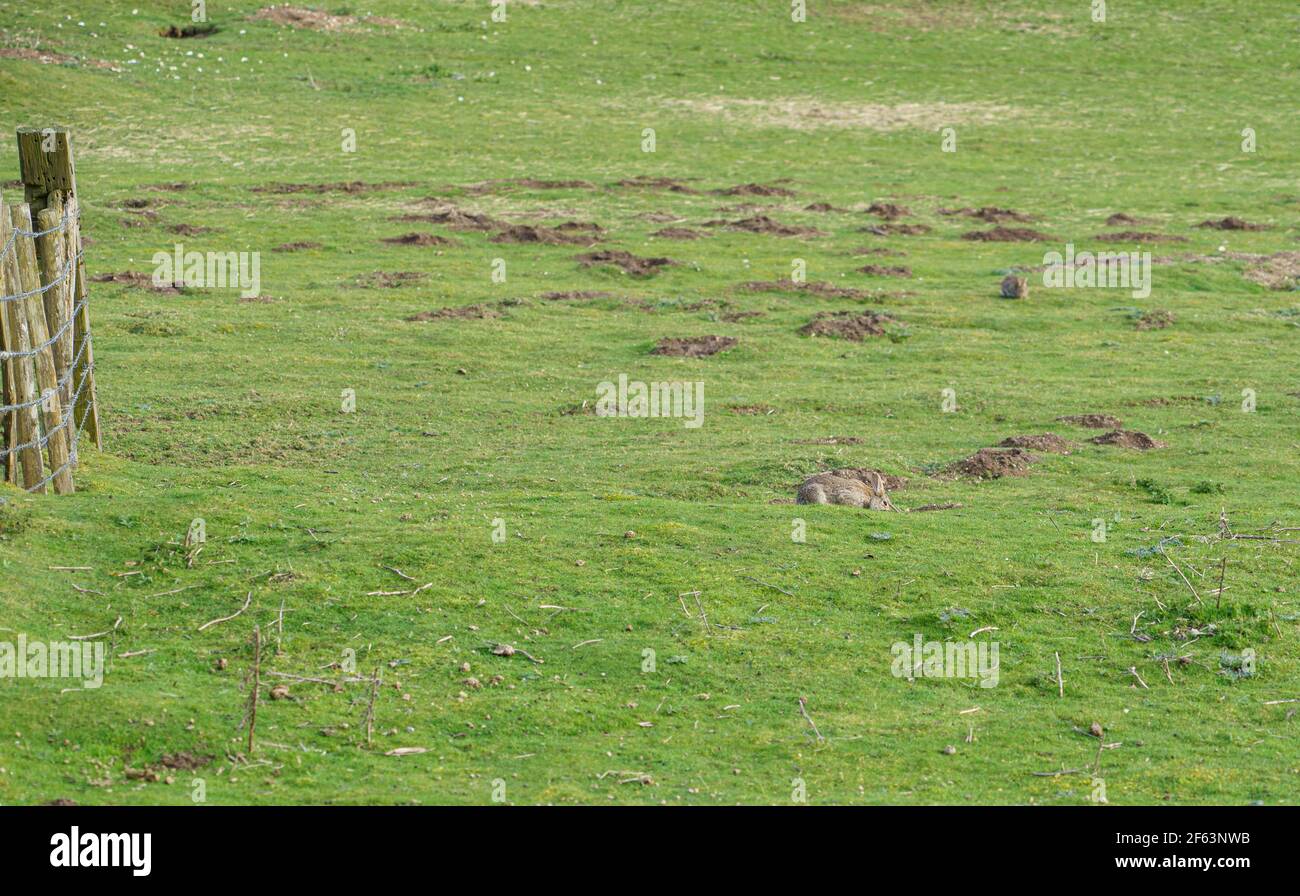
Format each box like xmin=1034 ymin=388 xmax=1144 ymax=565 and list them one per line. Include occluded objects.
xmin=16 ymin=127 xmax=100 ymax=451
xmin=0 ymin=200 xmax=47 ymax=491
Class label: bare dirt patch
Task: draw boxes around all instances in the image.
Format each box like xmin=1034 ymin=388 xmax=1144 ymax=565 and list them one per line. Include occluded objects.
xmin=1090 ymin=429 xmax=1165 ymax=449
xmin=853 ymin=247 xmax=906 ymax=257
xmin=962 ymin=227 xmax=1052 ymax=242
xmin=1106 ymin=213 xmax=1144 ymax=226
xmin=493 ymin=225 xmax=597 ymax=246
xmin=660 ymin=97 xmax=1015 ymax=132
xmin=716 ymin=182 xmax=796 ymax=198
xmin=800 ymin=310 xmax=898 ymax=341
xmin=739 ymin=279 xmax=873 ymax=300
xmin=168 ymin=223 xmax=215 ymax=236
xmin=382 ymin=232 xmax=454 ymax=247
xmin=272 ymin=240 xmax=322 ymax=252
xmin=1242 ymin=251 xmax=1300 ymax=290
xmin=650 ymin=336 xmax=737 ymax=357
xmin=805 ymin=202 xmax=849 ymax=213
xmin=865 ymin=202 xmax=912 ymax=219
xmin=90 ymin=271 xmax=184 ymax=295
xmin=539 ymin=290 xmax=615 ymax=301
xmin=254 ymin=181 xmax=415 ymax=195
xmin=348 ymin=271 xmax=426 ymax=289
xmin=393 ymin=208 xmax=505 ymax=231
xmin=576 ymin=250 xmax=676 ymax=276
xmin=1134 ymin=310 xmax=1175 ymax=330
xmin=461 ymin=178 xmax=596 ymax=194
xmin=720 ymin=310 xmax=764 ymax=322
xmin=250 ymin=6 xmax=406 ymax=31
xmin=0 ymin=47 xmax=120 ymax=70
xmin=1095 ymin=231 xmax=1187 ymax=243
xmin=1056 ymin=413 xmax=1122 ymax=428
xmin=1196 ymin=217 xmax=1269 ymax=231
xmin=997 ymin=434 xmax=1070 ymax=454
xmin=860 ymin=223 xmax=931 ymax=236
xmin=940 ymin=206 xmax=1034 ymax=223
xmin=652 ymin=227 xmax=704 ymax=240
xmin=857 ymin=264 xmax=912 ymax=277
xmin=945 ymin=447 xmax=1039 ymax=479
xmin=613 ymin=176 xmax=697 ymax=193
xmin=704 ymin=215 xmax=824 ymax=237
xmin=406 ymin=300 xmax=523 ymax=322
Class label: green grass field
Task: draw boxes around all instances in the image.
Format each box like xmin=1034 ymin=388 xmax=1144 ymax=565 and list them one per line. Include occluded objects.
xmin=0 ymin=0 xmax=1297 ymax=805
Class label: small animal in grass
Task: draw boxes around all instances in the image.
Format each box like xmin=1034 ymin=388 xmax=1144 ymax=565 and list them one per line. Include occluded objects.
xmin=1000 ymin=275 xmax=1029 ymax=298
xmin=796 ymin=469 xmax=896 ymax=510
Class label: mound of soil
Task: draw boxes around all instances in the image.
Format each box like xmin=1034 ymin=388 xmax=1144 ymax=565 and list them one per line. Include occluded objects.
xmin=866 ymin=202 xmax=912 ymax=219
xmin=0 ymin=47 xmax=120 ymax=71
xmin=962 ymin=227 xmax=1052 ymax=242
xmin=706 ymin=215 xmax=823 ymax=237
xmin=853 ymin=247 xmax=906 ymax=257
xmin=738 ymin=279 xmax=872 ymax=299
xmin=159 ymin=23 xmax=217 ymax=38
xmin=804 ymin=202 xmax=847 ymax=213
xmin=1106 ymin=213 xmax=1143 ymax=226
xmin=554 ymin=221 xmax=604 ymax=233
xmin=382 ymin=232 xmax=453 ymax=246
xmin=939 ymin=206 xmax=1034 ymax=223
xmin=652 ymin=227 xmax=704 ymax=240
xmin=650 ymin=336 xmax=737 ymax=357
xmin=797 ymin=469 xmax=899 ymax=510
xmin=720 ymin=310 xmax=764 ymax=322
xmin=406 ymin=300 xmax=521 ymax=322
xmin=576 ymin=250 xmax=675 ymax=276
xmin=800 ymin=310 xmax=897 ymax=341
xmin=1056 ymin=413 xmax=1122 ymax=428
xmin=946 ymin=447 xmax=1038 ymax=479
xmin=1095 ymin=231 xmax=1187 ymax=243
xmin=1197 ymin=217 xmax=1268 ymax=231
xmin=255 ymin=181 xmax=414 ymax=194
xmin=168 ymin=223 xmax=215 ymax=236
xmin=272 ymin=240 xmax=322 ymax=252
xmin=393 ymin=209 xmax=504 ymax=231
xmin=539 ymin=290 xmax=614 ymax=301
xmin=614 ymin=176 xmax=697 ymax=193
xmin=860 ymin=223 xmax=931 ymax=236
xmin=857 ymin=264 xmax=912 ymax=277
xmin=463 ymin=178 xmax=594 ymax=193
xmin=1134 ymin=310 xmax=1175 ymax=330
xmin=1000 ymin=275 xmax=1029 ymax=298
xmin=493 ymin=225 xmax=596 ymax=246
xmin=90 ymin=271 xmax=185 ymax=294
xmin=716 ymin=183 xmax=796 ymax=197
xmin=1090 ymin=429 xmax=1165 ymax=449
xmin=997 ymin=433 xmax=1070 ymax=453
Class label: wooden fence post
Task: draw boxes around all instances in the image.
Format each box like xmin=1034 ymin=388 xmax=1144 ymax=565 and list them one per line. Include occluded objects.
xmin=12 ymin=203 xmax=73 ymax=494
xmin=16 ymin=127 xmax=100 ymax=450
xmin=0 ymin=202 xmax=47 ymax=491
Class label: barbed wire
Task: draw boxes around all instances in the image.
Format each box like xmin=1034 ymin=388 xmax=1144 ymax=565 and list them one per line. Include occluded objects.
xmin=0 ymin=204 xmax=95 ymax=491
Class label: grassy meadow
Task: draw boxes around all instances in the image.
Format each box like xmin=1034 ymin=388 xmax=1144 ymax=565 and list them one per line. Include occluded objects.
xmin=0 ymin=0 xmax=1297 ymax=804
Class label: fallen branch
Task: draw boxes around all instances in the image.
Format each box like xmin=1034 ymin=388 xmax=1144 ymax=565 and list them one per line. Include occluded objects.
xmin=69 ymin=617 xmax=122 ymax=641
xmin=198 ymin=591 xmax=253 ymax=632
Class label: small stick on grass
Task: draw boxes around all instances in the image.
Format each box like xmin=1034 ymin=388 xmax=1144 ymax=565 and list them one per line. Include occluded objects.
xmin=1055 ymin=651 xmax=1064 ymax=698
xmin=69 ymin=617 xmax=122 ymax=641
xmin=797 ymin=696 xmax=824 ymax=743
xmin=198 ymin=591 xmax=253 ymax=632
xmin=1158 ymin=546 xmax=1201 ymax=606
xmin=247 ymin=625 xmax=261 ymax=754
xmin=365 ymin=666 xmax=381 ymax=745
xmin=1128 ymin=666 xmax=1149 ymax=689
